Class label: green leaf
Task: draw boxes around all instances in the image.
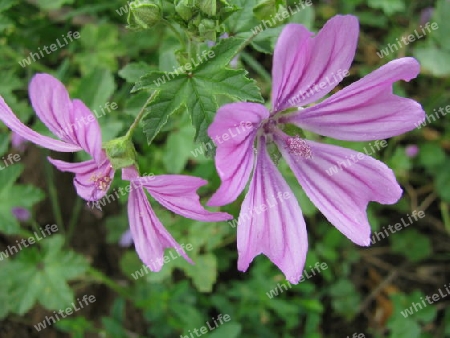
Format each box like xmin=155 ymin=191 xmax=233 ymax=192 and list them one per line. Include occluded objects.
xmin=197 ymin=0 xmax=216 ymax=16
xmin=183 ymin=254 xmax=217 ymax=292
xmin=0 ymin=0 xmax=16 ymax=12
xmin=208 ymin=322 xmax=242 ymax=338
xmin=74 ymin=24 xmax=125 ymax=75
xmin=390 ymin=229 xmax=432 ymax=262
xmin=250 ymin=4 xmax=314 ymax=54
xmin=433 ymin=0 xmax=450 ymax=51
xmin=388 ymin=316 xmax=421 ymax=338
xmin=162 ymin=125 xmax=195 ymax=173
xmin=435 ymin=159 xmax=450 ymax=202
xmin=0 ymin=166 xmax=44 ymax=235
xmin=6 ymin=235 xmax=89 ymax=314
xmin=37 ymin=0 xmax=74 ymax=10
xmin=118 ymin=62 xmax=155 ymax=83
xmin=418 ymin=143 xmax=446 ymax=172
xmin=0 ymin=261 xmax=11 ymax=319
xmin=74 ymin=68 xmax=116 ymax=110
xmin=329 ymin=279 xmax=361 ymax=319
xmin=367 ymin=0 xmax=405 ymax=15
xmin=225 ymin=0 xmax=260 ymax=33
xmin=253 ymin=0 xmax=286 ymax=21
xmin=133 ymin=37 xmax=263 ymax=150
xmin=55 ymin=317 xmax=95 ymax=338
xmin=414 ymin=47 xmax=450 ymax=77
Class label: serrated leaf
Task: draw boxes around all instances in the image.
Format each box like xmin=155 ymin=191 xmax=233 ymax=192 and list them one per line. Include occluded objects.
xmin=390 ymin=229 xmax=432 ymax=262
xmin=433 ymin=0 xmax=450 ymax=51
xmin=414 ymin=47 xmax=450 ymax=77
xmin=209 ymin=323 xmax=242 ymax=338
xmin=162 ymin=125 xmax=195 ymax=173
xmin=183 ymin=254 xmax=217 ymax=292
xmin=225 ymin=0 xmax=260 ymax=33
xmin=74 ymin=68 xmax=115 ymax=111
xmin=134 ymin=37 xmax=263 ymax=151
xmin=118 ymin=62 xmax=155 ymax=83
xmin=6 ymin=235 xmax=88 ymax=314
xmin=0 ymin=167 xmax=44 ymax=235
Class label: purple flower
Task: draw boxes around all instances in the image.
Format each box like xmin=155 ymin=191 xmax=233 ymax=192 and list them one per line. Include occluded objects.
xmin=405 ymin=144 xmax=419 ymax=158
xmin=207 ymin=16 xmax=425 ymax=283
xmin=0 ymin=74 xmax=114 ymax=202
xmin=0 ymin=74 xmax=231 ymax=271
xmin=119 ymin=229 xmax=134 ymax=247
xmin=420 ymin=8 xmax=434 ymax=26
xmin=12 ymin=207 xmax=31 ymax=222
xmin=11 ymin=132 xmax=28 ymax=152
xmin=122 ymin=167 xmax=230 ymax=271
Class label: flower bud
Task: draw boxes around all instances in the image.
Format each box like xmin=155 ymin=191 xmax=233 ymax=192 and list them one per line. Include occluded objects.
xmin=127 ymin=0 xmax=162 ymax=30
xmin=175 ymin=0 xmax=195 ymax=21
xmin=198 ymin=19 xmax=217 ymax=41
xmin=104 ymin=137 xmax=137 ymax=170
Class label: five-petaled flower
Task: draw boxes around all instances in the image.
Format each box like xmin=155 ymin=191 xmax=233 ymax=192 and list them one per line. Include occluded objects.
xmin=207 ymin=15 xmax=425 ymax=283
xmin=0 ymin=74 xmax=231 ymax=271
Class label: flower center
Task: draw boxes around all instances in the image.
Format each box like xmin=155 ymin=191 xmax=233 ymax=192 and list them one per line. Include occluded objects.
xmin=90 ymin=174 xmax=112 ymax=191
xmin=285 ymin=136 xmax=312 ymax=159
xmin=262 ymin=118 xmax=278 ymax=134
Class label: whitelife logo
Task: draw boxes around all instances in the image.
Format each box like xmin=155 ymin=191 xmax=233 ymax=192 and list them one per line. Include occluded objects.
xmin=34 ymin=294 xmax=96 ymax=331
xmin=19 ymin=31 xmax=80 ymax=67
xmin=0 ymin=224 xmax=59 ymax=261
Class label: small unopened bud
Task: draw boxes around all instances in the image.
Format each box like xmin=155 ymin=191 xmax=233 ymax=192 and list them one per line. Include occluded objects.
xmin=175 ymin=0 xmax=195 ymax=21
xmin=197 ymin=0 xmax=217 ymax=17
xmin=198 ymin=19 xmax=217 ymax=41
xmin=127 ymin=0 xmax=162 ymax=30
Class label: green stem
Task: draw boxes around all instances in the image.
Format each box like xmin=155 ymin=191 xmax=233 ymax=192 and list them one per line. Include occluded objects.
xmin=187 ymin=37 xmax=192 ymax=61
xmin=87 ymin=267 xmax=133 ymax=300
xmin=232 ymin=31 xmax=261 ymax=59
xmin=440 ymin=202 xmax=450 ymax=234
xmin=18 ymin=229 xmax=35 ymax=239
xmin=65 ymin=198 xmax=83 ymax=245
xmin=43 ymin=153 xmax=65 ymax=232
xmin=124 ymin=91 xmax=158 ymax=139
xmin=240 ymin=51 xmax=271 ymax=83
xmin=30 ymin=217 xmax=46 ymax=237
xmin=162 ymin=20 xmax=187 ymax=49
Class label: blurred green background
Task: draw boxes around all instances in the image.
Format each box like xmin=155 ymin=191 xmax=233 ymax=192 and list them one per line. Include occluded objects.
xmin=0 ymin=0 xmax=449 ymax=337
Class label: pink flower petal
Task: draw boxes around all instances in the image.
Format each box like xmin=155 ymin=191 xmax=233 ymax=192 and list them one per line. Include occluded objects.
xmin=237 ymin=138 xmax=308 ymax=284
xmin=207 ymin=102 xmax=269 ymax=206
xmin=124 ymin=167 xmax=193 ymax=271
xmin=282 ymin=58 xmax=425 ymax=141
xmin=0 ymin=97 xmax=81 ymax=152
xmin=274 ymin=132 xmax=402 ymax=246
xmin=48 ymin=153 xmax=114 ymax=201
xmin=138 ymin=175 xmax=232 ymax=222
xmin=29 ymin=74 xmax=103 ymax=159
xmin=272 ymin=16 xmax=359 ymax=111
xmin=69 ymin=100 xmax=103 ymax=162
xmin=29 ymin=74 xmax=76 ymax=144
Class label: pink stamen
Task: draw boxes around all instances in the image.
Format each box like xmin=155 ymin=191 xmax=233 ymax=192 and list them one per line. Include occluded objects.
xmin=285 ymin=136 xmax=312 ymax=159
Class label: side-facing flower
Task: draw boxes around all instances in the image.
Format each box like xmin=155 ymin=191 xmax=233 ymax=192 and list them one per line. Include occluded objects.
xmin=208 ymin=15 xmax=425 ymax=283
xmin=122 ymin=167 xmax=231 ymax=271
xmin=0 ymin=74 xmax=114 ymax=201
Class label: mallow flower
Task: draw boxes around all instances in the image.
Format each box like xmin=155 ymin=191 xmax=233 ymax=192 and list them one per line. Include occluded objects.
xmin=207 ymin=15 xmax=425 ymax=283
xmin=0 ymin=73 xmax=231 ymax=271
